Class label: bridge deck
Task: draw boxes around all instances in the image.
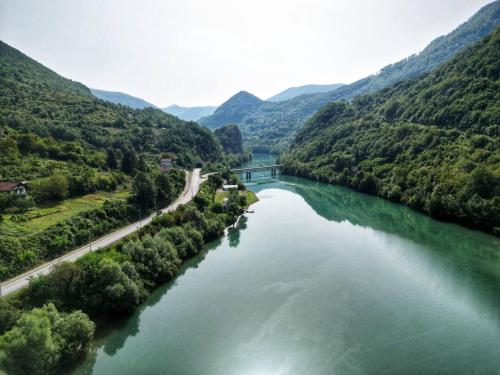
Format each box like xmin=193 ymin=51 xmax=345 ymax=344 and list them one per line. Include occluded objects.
xmin=232 ymin=164 xmax=283 ymax=173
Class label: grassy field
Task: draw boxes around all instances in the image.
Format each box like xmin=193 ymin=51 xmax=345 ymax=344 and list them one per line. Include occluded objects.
xmin=0 ymin=190 xmax=130 ymax=238
xmin=214 ymin=189 xmax=258 ymax=209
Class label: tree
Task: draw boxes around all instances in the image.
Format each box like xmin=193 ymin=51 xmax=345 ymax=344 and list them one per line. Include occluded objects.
xmin=53 ymin=310 xmax=94 ymax=362
xmin=0 ymin=303 xmax=94 ymax=375
xmin=106 ymin=148 xmax=119 ymax=170
xmin=121 ymin=147 xmax=138 ymax=175
xmin=123 ymin=235 xmax=180 ymax=287
xmin=132 ymin=172 xmax=156 ymax=210
xmin=0 ymin=301 xmax=20 ymax=335
xmin=155 ymin=174 xmax=172 ymax=206
xmin=225 ymin=189 xmax=241 ymax=216
xmin=33 ymin=174 xmax=69 ymax=202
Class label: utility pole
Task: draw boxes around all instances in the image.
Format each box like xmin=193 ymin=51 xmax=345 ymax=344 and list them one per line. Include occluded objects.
xmin=89 ymin=231 xmax=92 ymax=251
xmin=138 ymin=208 xmax=142 ymax=228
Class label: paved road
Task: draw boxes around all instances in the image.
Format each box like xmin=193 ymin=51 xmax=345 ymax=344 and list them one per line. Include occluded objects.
xmin=1 ymin=169 xmax=202 ymax=296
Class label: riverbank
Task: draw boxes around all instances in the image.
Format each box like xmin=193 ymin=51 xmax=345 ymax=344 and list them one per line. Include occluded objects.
xmin=280 ymin=162 xmax=500 ymax=237
xmin=0 ymin=174 xmax=254 ymax=374
xmin=69 ymin=175 xmax=500 ymax=375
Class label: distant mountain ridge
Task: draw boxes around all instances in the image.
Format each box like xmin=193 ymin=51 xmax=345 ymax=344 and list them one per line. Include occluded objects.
xmin=200 ymin=0 xmax=500 ymax=152
xmin=162 ymin=104 xmax=217 ymax=122
xmin=90 ymin=88 xmax=157 ymax=109
xmin=267 ymin=83 xmax=344 ymax=102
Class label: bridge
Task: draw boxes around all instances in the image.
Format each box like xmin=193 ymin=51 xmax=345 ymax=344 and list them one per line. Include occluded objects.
xmin=232 ymin=164 xmax=283 ymax=180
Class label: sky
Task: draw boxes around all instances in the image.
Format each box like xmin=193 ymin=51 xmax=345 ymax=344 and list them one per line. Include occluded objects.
xmin=0 ymin=0 xmax=493 ymax=107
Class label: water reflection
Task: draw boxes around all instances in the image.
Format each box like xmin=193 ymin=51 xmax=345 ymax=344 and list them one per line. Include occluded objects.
xmin=227 ymin=216 xmax=248 ymax=248
xmin=70 ymin=167 xmax=500 ymax=375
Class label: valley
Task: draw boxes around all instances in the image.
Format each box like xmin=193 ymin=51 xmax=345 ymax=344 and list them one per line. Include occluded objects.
xmin=0 ymin=1 xmax=499 ymax=374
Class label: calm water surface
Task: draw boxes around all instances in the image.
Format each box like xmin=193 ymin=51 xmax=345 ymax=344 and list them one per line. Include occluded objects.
xmin=71 ymin=156 xmax=500 ymax=375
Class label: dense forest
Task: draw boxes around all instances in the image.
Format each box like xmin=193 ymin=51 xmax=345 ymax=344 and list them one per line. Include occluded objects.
xmin=282 ymin=28 xmax=500 ymax=234
xmin=200 ymin=1 xmax=500 ymax=152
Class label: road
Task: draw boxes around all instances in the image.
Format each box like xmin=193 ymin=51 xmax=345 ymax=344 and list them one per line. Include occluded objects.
xmin=1 ymin=169 xmax=202 ymax=296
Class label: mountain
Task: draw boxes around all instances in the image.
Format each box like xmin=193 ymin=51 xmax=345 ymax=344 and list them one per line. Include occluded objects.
xmin=90 ymin=88 xmax=157 ymax=109
xmin=162 ymin=104 xmax=217 ymax=121
xmin=199 ymin=91 xmax=264 ymax=129
xmin=267 ymin=84 xmax=344 ymax=102
xmin=0 ymin=39 xmax=223 ymax=177
xmin=200 ymin=0 xmax=500 ymax=152
xmin=282 ymin=27 xmax=500 ymax=234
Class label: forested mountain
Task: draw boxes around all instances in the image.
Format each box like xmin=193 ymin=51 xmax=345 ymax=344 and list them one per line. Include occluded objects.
xmin=162 ymin=104 xmax=217 ymax=121
xmin=282 ymin=28 xmax=500 ymax=234
xmin=0 ymin=40 xmax=223 ymax=173
xmin=200 ymin=91 xmax=264 ymax=128
xmin=90 ymin=88 xmax=157 ymax=109
xmin=200 ymin=0 xmax=500 ymax=152
xmin=267 ymin=83 xmax=344 ymax=102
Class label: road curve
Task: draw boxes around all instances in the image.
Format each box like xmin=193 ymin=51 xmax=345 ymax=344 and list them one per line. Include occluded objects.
xmin=1 ymin=169 xmax=202 ymax=296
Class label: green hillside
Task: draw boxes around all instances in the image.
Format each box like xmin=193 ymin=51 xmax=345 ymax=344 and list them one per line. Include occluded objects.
xmin=200 ymin=1 xmax=500 ymax=152
xmin=0 ymin=40 xmax=222 ymax=168
xmin=282 ymin=28 xmax=500 ymax=234
xmin=0 ymin=40 xmax=224 ymax=280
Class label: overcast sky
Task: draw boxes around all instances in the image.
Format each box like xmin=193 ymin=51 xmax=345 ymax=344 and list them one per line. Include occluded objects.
xmin=0 ymin=0 xmax=493 ymax=107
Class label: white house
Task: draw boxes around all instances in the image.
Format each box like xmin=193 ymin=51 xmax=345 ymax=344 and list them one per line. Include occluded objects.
xmin=0 ymin=181 xmax=28 ymax=196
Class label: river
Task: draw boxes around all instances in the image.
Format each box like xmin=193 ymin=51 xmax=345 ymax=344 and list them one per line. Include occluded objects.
xmin=71 ymin=155 xmax=500 ymax=375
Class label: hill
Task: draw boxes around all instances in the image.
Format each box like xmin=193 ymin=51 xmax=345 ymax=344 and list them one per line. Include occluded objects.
xmin=282 ymin=28 xmax=500 ymax=234
xmin=90 ymin=88 xmax=157 ymax=109
xmin=0 ymin=40 xmax=222 ymax=168
xmin=0 ymin=39 xmax=225 ymax=279
xmin=267 ymin=83 xmax=344 ymax=102
xmin=162 ymin=104 xmax=217 ymax=121
xmin=200 ymin=91 xmax=264 ymax=129
xmin=200 ymin=1 xmax=500 ymax=152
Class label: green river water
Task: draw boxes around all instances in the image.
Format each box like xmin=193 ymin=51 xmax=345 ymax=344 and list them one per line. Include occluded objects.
xmin=71 ymin=155 xmax=500 ymax=375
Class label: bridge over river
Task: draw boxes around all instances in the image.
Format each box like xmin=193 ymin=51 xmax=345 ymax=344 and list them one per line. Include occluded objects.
xmin=232 ymin=164 xmax=283 ymax=180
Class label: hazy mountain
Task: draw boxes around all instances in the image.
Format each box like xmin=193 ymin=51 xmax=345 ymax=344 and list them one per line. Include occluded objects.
xmin=283 ymin=27 xmax=500 ymax=234
xmin=90 ymin=88 xmax=157 ymax=109
xmin=200 ymin=0 xmax=500 ymax=152
xmin=162 ymin=104 xmax=217 ymax=121
xmin=199 ymin=91 xmax=264 ymax=129
xmin=267 ymin=83 xmax=344 ymax=102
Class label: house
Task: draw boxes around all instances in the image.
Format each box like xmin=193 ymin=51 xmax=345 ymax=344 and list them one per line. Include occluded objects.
xmin=222 ymin=184 xmax=238 ymax=191
xmin=160 ymin=158 xmax=173 ymax=173
xmin=0 ymin=181 xmax=28 ymax=196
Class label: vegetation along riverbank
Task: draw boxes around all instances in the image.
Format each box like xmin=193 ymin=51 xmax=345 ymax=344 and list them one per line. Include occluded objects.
xmin=0 ymin=172 xmax=256 ymax=375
